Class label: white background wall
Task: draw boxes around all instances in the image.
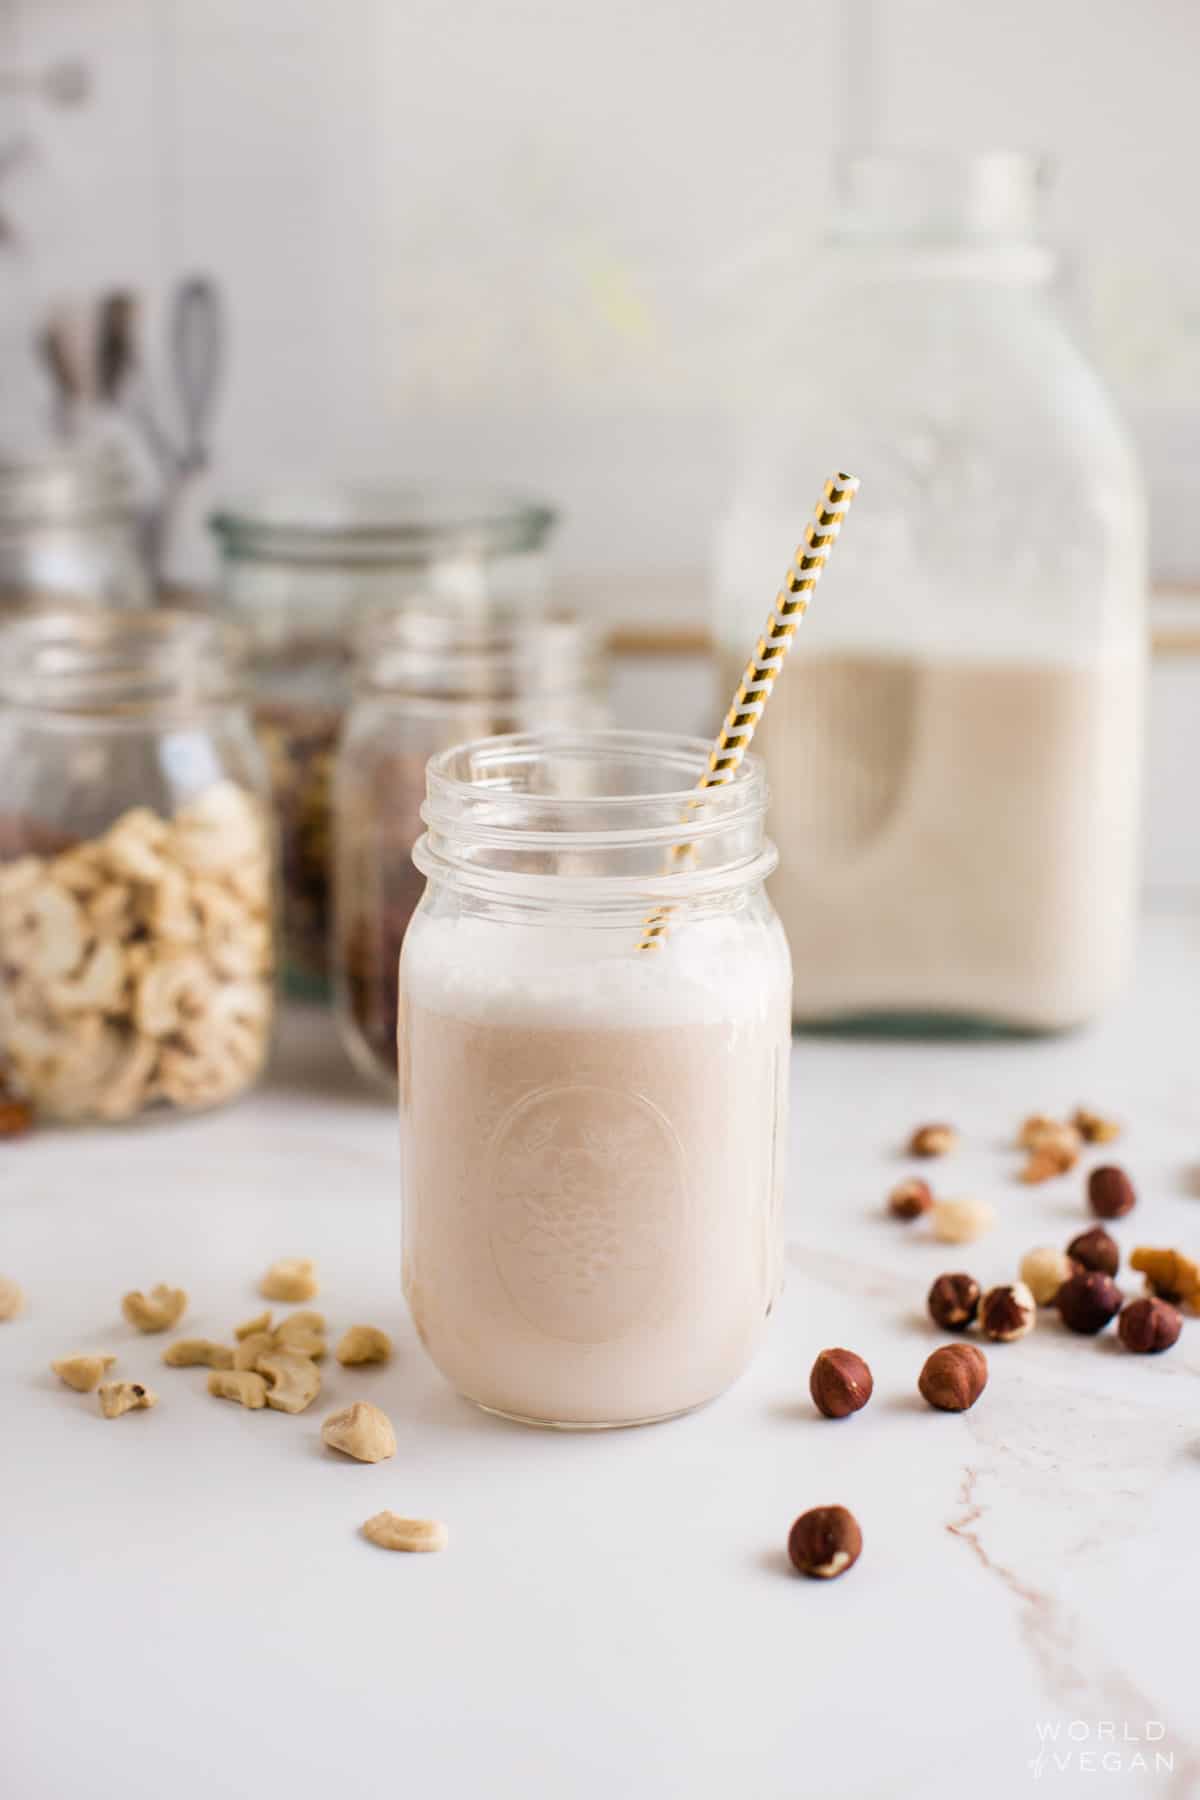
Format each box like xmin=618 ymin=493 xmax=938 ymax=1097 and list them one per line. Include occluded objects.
xmin=1 ymin=0 xmax=1199 ymax=609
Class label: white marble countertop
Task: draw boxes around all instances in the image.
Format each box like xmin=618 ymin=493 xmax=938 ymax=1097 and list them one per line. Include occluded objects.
xmin=3 ymin=911 xmax=1198 ymax=1800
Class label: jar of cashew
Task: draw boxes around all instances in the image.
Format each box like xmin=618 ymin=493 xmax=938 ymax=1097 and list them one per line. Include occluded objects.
xmin=0 ymin=609 xmax=277 ymax=1123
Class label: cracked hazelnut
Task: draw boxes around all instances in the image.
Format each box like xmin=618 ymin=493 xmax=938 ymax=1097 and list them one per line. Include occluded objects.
xmin=931 ymin=1196 xmax=994 ymax=1244
xmin=909 ymin=1123 xmax=957 ymax=1158
xmin=979 ymin=1282 xmax=1036 ymax=1343
xmin=1072 ymin=1106 xmax=1121 ymax=1144
xmin=787 ymin=1505 xmax=862 ymax=1580
xmin=1117 ymin=1296 xmax=1182 ymax=1354
xmin=1020 ymin=1140 xmax=1078 ymax=1183
xmin=1130 ymin=1246 xmax=1200 ymax=1311
xmin=918 ymin=1343 xmax=988 ymax=1412
xmin=1088 ymin=1164 xmax=1136 ymax=1220
xmin=1017 ymin=1116 xmax=1080 ymax=1157
xmin=887 ymin=1178 xmax=933 ymax=1221
xmin=809 ymin=1348 xmax=874 ymax=1419
xmin=1057 ymin=1269 xmax=1122 ymax=1335
xmin=926 ymin=1272 xmax=981 ymax=1332
xmin=1019 ymin=1246 xmax=1074 ymax=1307
xmin=1066 ymin=1226 xmax=1119 ymax=1278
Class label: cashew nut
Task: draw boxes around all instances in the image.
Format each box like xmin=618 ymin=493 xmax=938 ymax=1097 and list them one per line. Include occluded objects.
xmin=140 ymin=865 xmax=200 ymax=945
xmin=322 ymin=1401 xmax=397 ymax=1464
xmin=232 ymin=1329 xmax=276 ymax=1371
xmin=163 ymin=1339 xmax=234 ymax=1369
xmin=17 ymin=881 xmax=86 ymax=980
xmin=273 ymin=1311 xmax=326 ymax=1358
xmin=122 ymin=1284 xmax=188 ymax=1333
xmin=99 ymin=1381 xmax=158 ymax=1418
xmin=93 ymin=1036 xmax=158 ymax=1123
xmin=208 ymin=1369 xmax=268 ymax=1409
xmin=47 ymin=939 xmax=126 ymax=1015
xmin=171 ymin=781 xmax=264 ymax=874
xmin=260 ymin=1258 xmax=319 ymax=1303
xmin=101 ymin=808 xmax=169 ymax=883
xmin=256 ymin=1349 xmax=321 ymax=1414
xmin=335 ymin=1325 xmax=392 ymax=1367
xmin=0 ymin=1275 xmax=24 ymax=1320
xmin=50 ymin=846 xmax=106 ymax=898
xmin=134 ymin=951 xmax=211 ymax=1038
xmin=234 ymin=1310 xmax=272 ymax=1340
xmin=361 ymin=1513 xmax=447 ymax=1554
xmin=52 ymin=1353 xmax=117 ymax=1391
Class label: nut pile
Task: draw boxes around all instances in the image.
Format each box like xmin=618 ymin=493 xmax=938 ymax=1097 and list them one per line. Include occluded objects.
xmin=0 ymin=781 xmax=274 ymax=1122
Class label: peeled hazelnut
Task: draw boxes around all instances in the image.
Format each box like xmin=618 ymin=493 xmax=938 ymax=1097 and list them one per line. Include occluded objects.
xmin=809 ymin=1348 xmax=874 ymax=1420
xmin=1117 ymin=1297 xmax=1182 ymax=1354
xmin=1057 ymin=1269 xmax=1122 ymax=1335
xmin=926 ymin=1272 xmax=981 ymax=1332
xmin=887 ymin=1178 xmax=933 ymax=1221
xmin=1072 ymin=1106 xmax=1121 ymax=1144
xmin=931 ymin=1196 xmax=994 ymax=1245
xmin=1130 ymin=1246 xmax=1200 ymax=1311
xmin=1019 ymin=1246 xmax=1074 ymax=1307
xmin=979 ymin=1282 xmax=1036 ymax=1343
xmin=909 ymin=1123 xmax=957 ymax=1158
xmin=1067 ymin=1226 xmax=1119 ymax=1278
xmin=786 ymin=1505 xmax=862 ymax=1580
xmin=918 ymin=1343 xmax=988 ymax=1412
xmin=1088 ymin=1164 xmax=1136 ymax=1220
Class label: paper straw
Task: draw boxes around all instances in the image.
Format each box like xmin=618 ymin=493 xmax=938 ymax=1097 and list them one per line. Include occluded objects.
xmin=638 ymin=470 xmax=859 ymax=951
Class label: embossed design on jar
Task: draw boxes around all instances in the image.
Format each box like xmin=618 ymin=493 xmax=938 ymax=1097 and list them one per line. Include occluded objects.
xmin=488 ymin=1083 xmax=687 ymax=1344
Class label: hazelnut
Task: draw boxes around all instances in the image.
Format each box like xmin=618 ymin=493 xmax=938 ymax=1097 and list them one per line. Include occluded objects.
xmin=909 ymin=1123 xmax=957 ymax=1158
xmin=887 ymin=1177 xmax=933 ymax=1221
xmin=1056 ymin=1269 xmax=1122 ymax=1335
xmin=979 ymin=1282 xmax=1036 ymax=1343
xmin=786 ymin=1505 xmax=862 ymax=1580
xmin=1130 ymin=1246 xmax=1200 ymax=1310
xmin=1066 ymin=1225 xmax=1119 ymax=1278
xmin=1019 ymin=1246 xmax=1074 ymax=1307
xmin=931 ymin=1196 xmax=994 ymax=1245
xmin=1019 ymin=1142 xmax=1078 ymax=1183
xmin=1072 ymin=1106 xmax=1121 ymax=1144
xmin=809 ymin=1348 xmax=874 ymax=1420
xmin=926 ymin=1272 xmax=981 ymax=1332
xmin=918 ymin=1343 xmax=988 ymax=1412
xmin=1087 ymin=1164 xmax=1136 ymax=1220
xmin=1117 ymin=1296 xmax=1182 ymax=1355
xmin=1017 ymin=1116 xmax=1080 ymax=1157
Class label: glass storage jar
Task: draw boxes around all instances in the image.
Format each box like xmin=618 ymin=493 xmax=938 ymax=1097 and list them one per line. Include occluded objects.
xmin=715 ymin=152 xmax=1146 ymax=1032
xmin=400 ymin=730 xmax=791 ymax=1428
xmin=0 ymin=609 xmax=275 ymax=1123
xmin=0 ymin=444 xmax=150 ymax=615
xmin=333 ymin=608 xmax=606 ymax=1091
xmin=210 ymin=485 xmax=556 ymax=999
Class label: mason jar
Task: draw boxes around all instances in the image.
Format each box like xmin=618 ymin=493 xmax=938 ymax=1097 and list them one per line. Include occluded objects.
xmin=715 ymin=152 xmax=1146 ymax=1032
xmin=399 ymin=730 xmax=791 ymax=1428
xmin=333 ymin=609 xmax=607 ymax=1091
xmin=210 ymin=485 xmax=557 ymax=999
xmin=0 ymin=609 xmax=275 ymax=1123
xmin=0 ymin=444 xmax=150 ymax=615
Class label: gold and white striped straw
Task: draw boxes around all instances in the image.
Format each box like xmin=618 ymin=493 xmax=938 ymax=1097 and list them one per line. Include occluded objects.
xmin=638 ymin=470 xmax=859 ymax=952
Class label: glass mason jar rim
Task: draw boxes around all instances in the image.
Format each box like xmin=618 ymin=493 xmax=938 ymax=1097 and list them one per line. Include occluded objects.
xmin=0 ymin=442 xmax=138 ymax=528
xmin=353 ymin=607 xmax=602 ymax=702
xmin=0 ymin=607 xmax=247 ymax=713
xmin=210 ymin=482 xmax=557 ymax=566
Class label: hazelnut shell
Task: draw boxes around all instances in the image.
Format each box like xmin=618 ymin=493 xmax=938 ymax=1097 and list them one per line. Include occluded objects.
xmin=1057 ymin=1269 xmax=1122 ymax=1334
xmin=1088 ymin=1165 xmax=1136 ymax=1220
xmin=979 ymin=1282 xmax=1036 ymax=1343
xmin=1117 ymin=1296 xmax=1181 ymax=1354
xmin=809 ymin=1348 xmax=874 ymax=1420
xmin=926 ymin=1272 xmax=981 ymax=1332
xmin=787 ymin=1505 xmax=863 ymax=1580
xmin=1066 ymin=1226 xmax=1119 ymax=1278
xmin=918 ymin=1343 xmax=988 ymax=1412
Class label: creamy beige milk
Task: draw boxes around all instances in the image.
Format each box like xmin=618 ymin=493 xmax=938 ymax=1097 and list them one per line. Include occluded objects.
xmin=399 ymin=911 xmax=791 ymax=1426
xmin=720 ymin=651 xmax=1142 ymax=1029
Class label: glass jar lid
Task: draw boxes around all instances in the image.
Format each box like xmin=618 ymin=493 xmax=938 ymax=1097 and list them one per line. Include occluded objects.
xmin=210 ymin=484 xmax=557 ymax=568
xmin=0 ymin=607 xmax=246 ymax=714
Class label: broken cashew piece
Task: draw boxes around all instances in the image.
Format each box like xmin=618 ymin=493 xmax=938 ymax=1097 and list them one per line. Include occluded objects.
xmin=122 ymin=1284 xmax=188 ymax=1333
xmin=233 ymin=1310 xmax=272 ymax=1340
xmin=52 ymin=1353 xmax=117 ymax=1392
xmin=208 ymin=1369 xmax=268 ymax=1409
xmin=0 ymin=1275 xmax=25 ymax=1321
xmin=336 ymin=1325 xmax=392 ymax=1367
xmin=232 ymin=1329 xmax=277 ymax=1371
xmin=163 ymin=1339 xmax=234 ymax=1369
xmin=274 ymin=1312 xmax=326 ymax=1359
xmin=256 ymin=1348 xmax=321 ymax=1414
xmin=99 ymin=1381 xmax=158 ymax=1418
xmin=361 ymin=1513 xmax=448 ymax=1554
xmin=322 ymin=1402 xmax=397 ymax=1464
xmin=259 ymin=1258 xmax=319 ymax=1303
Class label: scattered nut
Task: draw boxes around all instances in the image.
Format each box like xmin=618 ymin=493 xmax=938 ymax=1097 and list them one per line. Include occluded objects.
xmin=1072 ymin=1106 xmax=1121 ymax=1144
xmin=1129 ymin=1246 xmax=1200 ymax=1312
xmin=52 ymin=1353 xmax=116 ymax=1391
xmin=208 ymin=1369 xmax=268 ymax=1409
xmin=931 ymin=1196 xmax=994 ymax=1244
xmin=259 ymin=1258 xmax=318 ymax=1303
xmin=232 ymin=1329 xmax=276 ymax=1371
xmin=162 ymin=1339 xmax=234 ymax=1369
xmin=1018 ymin=1113 xmax=1069 ymax=1151
xmin=234 ymin=1310 xmax=272 ymax=1340
xmin=927 ymin=1272 xmax=981 ymax=1332
xmin=1088 ymin=1164 xmax=1137 ymax=1220
xmin=255 ymin=1348 xmax=321 ymax=1414
xmin=1118 ymin=1296 xmax=1182 ymax=1354
xmin=362 ymin=1512 xmax=448 ymax=1554
xmin=918 ymin=1343 xmax=988 ymax=1412
xmin=887 ymin=1178 xmax=933 ymax=1221
xmin=1019 ymin=1246 xmax=1075 ymax=1307
xmin=0 ymin=1092 xmax=33 ymax=1138
xmin=98 ymin=1380 xmax=157 ymax=1418
xmin=1057 ymin=1270 xmax=1123 ymax=1335
xmin=335 ymin=1325 xmax=393 ymax=1367
xmin=809 ymin=1349 xmax=874 ymax=1420
xmin=121 ymin=1284 xmax=187 ymax=1334
xmin=322 ymin=1400 xmax=397 ymax=1463
xmin=0 ymin=1274 xmax=24 ymax=1320
xmin=786 ymin=1505 xmax=862 ymax=1580
xmin=979 ymin=1282 xmax=1036 ymax=1343
xmin=1020 ymin=1142 xmax=1078 ymax=1183
xmin=1067 ymin=1226 xmax=1120 ymax=1278
xmin=909 ymin=1123 xmax=957 ymax=1158
xmin=274 ymin=1313 xmax=326 ymax=1359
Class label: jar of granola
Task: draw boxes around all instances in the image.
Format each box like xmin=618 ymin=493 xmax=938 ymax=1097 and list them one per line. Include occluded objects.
xmin=0 ymin=609 xmax=275 ymax=1123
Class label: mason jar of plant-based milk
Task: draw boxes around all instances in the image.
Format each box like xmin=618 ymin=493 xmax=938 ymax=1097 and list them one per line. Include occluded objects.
xmin=715 ymin=152 xmax=1146 ymax=1032
xmin=399 ymin=730 xmax=791 ymax=1428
